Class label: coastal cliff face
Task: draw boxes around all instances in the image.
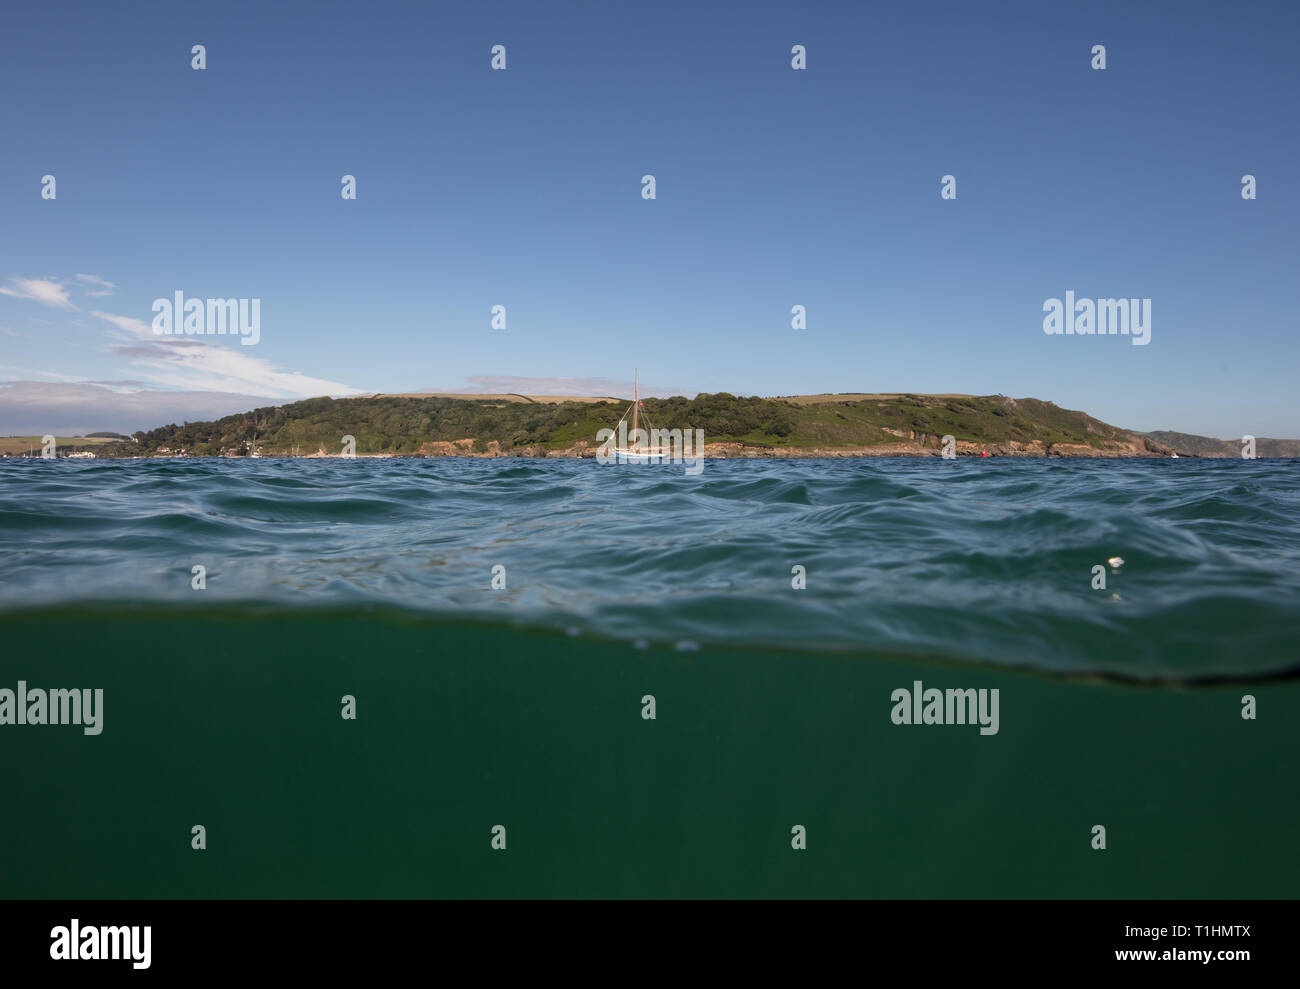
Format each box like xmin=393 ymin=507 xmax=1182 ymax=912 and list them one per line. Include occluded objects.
xmin=664 ymin=433 xmax=1175 ymax=459
xmin=98 ymin=392 xmax=1197 ymax=459
xmin=361 ymin=434 xmax=1177 ymax=460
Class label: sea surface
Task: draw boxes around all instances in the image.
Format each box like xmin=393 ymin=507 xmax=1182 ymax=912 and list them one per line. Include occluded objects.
xmin=1 ymin=457 xmax=1297 ymax=897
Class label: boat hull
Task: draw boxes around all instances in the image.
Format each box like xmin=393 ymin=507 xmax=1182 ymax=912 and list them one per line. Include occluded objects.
xmin=609 ymin=448 xmax=668 ymax=463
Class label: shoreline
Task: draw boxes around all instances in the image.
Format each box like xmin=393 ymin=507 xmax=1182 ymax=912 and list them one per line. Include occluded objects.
xmin=76 ymin=445 xmax=1198 ymax=461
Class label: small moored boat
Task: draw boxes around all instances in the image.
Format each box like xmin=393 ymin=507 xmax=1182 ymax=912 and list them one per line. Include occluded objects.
xmin=608 ymin=369 xmax=668 ymax=461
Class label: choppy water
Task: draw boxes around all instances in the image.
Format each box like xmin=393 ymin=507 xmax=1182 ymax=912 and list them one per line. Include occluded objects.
xmin=1 ymin=457 xmax=1297 ymax=681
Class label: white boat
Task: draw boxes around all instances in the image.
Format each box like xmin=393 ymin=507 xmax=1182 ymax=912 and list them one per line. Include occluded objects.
xmin=1171 ymin=453 xmax=1179 ymax=459
xmin=608 ymin=369 xmax=668 ymax=461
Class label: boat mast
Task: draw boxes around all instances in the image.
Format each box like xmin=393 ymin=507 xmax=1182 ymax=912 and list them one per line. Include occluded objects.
xmin=631 ymin=368 xmax=639 ymax=443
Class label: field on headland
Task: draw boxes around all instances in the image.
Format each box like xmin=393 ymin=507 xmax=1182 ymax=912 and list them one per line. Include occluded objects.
xmin=0 ymin=435 xmax=119 ymax=456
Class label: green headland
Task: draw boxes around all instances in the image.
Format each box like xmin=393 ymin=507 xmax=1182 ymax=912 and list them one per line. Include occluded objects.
xmin=67 ymin=392 xmax=1296 ymax=459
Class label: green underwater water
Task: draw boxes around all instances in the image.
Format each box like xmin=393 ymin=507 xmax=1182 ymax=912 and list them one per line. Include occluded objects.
xmin=1 ymin=606 xmax=1294 ymax=899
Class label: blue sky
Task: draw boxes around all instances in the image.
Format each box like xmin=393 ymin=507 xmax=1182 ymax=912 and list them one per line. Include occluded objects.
xmin=1 ymin=0 xmax=1296 ymax=437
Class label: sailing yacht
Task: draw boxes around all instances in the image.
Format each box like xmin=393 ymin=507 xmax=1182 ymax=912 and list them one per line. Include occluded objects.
xmin=608 ymin=369 xmax=667 ymax=462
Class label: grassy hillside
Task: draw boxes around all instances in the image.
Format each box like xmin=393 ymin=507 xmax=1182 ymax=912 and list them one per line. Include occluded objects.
xmin=91 ymin=393 xmax=1175 ymax=457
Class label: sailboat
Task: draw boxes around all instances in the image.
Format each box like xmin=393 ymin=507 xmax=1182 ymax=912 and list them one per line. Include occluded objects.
xmin=608 ymin=369 xmax=667 ymax=462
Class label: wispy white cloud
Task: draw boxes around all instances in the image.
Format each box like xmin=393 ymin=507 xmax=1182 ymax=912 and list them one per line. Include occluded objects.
xmin=0 ymin=276 xmax=77 ymax=310
xmin=0 ymin=365 xmax=93 ymax=383
xmin=90 ymin=311 xmax=151 ymax=338
xmin=4 ymin=277 xmax=365 ymax=404
xmin=87 ymin=310 xmax=364 ymax=399
xmin=74 ymin=273 xmax=117 ymax=296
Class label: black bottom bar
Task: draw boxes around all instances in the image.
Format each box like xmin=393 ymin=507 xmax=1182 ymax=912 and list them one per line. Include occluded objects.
xmin=0 ymin=899 xmax=1276 ymax=976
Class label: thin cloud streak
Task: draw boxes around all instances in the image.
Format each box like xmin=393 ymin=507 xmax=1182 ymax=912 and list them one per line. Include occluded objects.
xmin=424 ymin=375 xmax=693 ymax=399
xmin=75 ymin=274 xmax=117 ymax=296
xmin=0 ymin=276 xmax=77 ymax=310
